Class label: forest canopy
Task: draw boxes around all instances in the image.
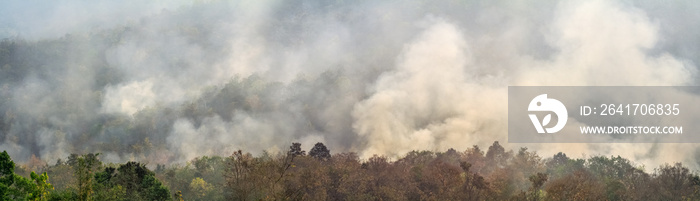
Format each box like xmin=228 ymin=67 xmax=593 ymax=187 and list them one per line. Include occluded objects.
xmin=3 ymin=141 xmax=700 ymax=200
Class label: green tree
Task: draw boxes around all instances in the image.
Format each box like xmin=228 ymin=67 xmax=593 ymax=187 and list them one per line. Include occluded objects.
xmin=289 ymin=143 xmax=306 ymax=157
xmin=0 ymin=150 xmax=15 ymax=198
xmin=73 ymin=153 xmax=101 ymax=201
xmin=0 ymin=150 xmax=55 ymax=200
xmin=528 ymin=173 xmax=547 ymax=201
xmin=189 ymin=177 xmax=213 ymax=200
xmin=309 ymin=142 xmax=331 ymax=161
xmin=31 ymin=172 xmax=54 ymax=199
xmin=95 ymin=162 xmax=171 ymax=201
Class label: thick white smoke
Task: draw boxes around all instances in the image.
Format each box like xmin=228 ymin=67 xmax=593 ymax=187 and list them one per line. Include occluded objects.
xmin=0 ymin=0 xmax=699 ymax=170
xmin=352 ymin=0 xmax=697 ymax=169
xmin=515 ymin=0 xmax=696 ymax=169
xmin=352 ymin=18 xmax=507 ymax=158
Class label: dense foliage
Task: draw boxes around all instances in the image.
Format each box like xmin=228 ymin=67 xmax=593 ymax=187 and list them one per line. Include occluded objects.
xmin=3 ymin=141 xmax=700 ymax=200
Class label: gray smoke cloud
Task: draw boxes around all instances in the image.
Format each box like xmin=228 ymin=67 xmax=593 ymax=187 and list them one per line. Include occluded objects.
xmin=0 ymin=0 xmax=699 ymax=169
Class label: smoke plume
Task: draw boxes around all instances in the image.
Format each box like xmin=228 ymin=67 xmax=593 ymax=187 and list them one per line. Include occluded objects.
xmin=0 ymin=0 xmax=698 ymax=169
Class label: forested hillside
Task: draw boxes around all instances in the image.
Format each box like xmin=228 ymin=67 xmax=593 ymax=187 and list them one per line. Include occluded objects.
xmin=3 ymin=141 xmax=700 ymax=200
xmin=2 ymin=1 xmax=700 ymax=200
xmin=2 ymin=0 xmax=699 ymax=169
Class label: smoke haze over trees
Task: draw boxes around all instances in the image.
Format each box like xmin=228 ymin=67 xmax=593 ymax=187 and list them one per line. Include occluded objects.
xmin=4 ymin=142 xmax=700 ymax=200
xmin=0 ymin=0 xmax=700 ymax=173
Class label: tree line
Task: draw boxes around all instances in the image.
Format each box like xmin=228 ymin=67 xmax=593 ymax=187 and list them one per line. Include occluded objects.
xmin=2 ymin=141 xmax=700 ymax=200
